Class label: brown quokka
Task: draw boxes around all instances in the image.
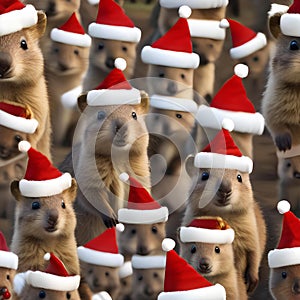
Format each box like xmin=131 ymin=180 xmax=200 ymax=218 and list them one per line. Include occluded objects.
xmin=178 ymin=217 xmax=247 ymax=299
xmin=183 ymin=126 xmax=266 ymax=294
xmin=10 ymin=141 xmax=79 ymax=277
xmin=0 ymin=3 xmax=51 ymax=159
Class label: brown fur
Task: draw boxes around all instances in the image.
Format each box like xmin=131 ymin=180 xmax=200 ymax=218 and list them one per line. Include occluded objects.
xmin=178 ymin=231 xmax=247 ymax=299
xmin=44 ymin=40 xmax=90 ymax=146
xmin=83 ymin=38 xmax=138 ymax=92
xmin=79 ymin=0 xmax=98 ymax=32
xmin=80 ymin=262 xmax=120 ymax=299
xmin=0 ymin=11 xmax=51 ymax=159
xmin=117 ymin=272 xmax=132 ymax=300
xmin=0 ymin=267 xmax=16 ymax=300
xmin=59 ymin=91 xmax=151 ymax=245
xmin=10 ymin=179 xmax=79 ymax=275
xmin=117 ymin=223 xmax=166 ymax=259
xmin=269 ymin=265 xmax=300 ymax=300
xmin=131 ymin=267 xmax=164 ymax=300
xmin=183 ymin=163 xmax=267 ymax=294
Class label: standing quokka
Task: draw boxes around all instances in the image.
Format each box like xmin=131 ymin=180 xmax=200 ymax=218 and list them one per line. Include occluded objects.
xmin=178 ymin=217 xmax=247 ymax=299
xmin=268 ymin=200 xmax=300 ymax=300
xmin=82 ymin=0 xmax=141 ymax=91
xmin=59 ymin=59 xmax=151 ymax=245
xmin=10 ymin=141 xmax=80 ymax=277
xmin=45 ymin=12 xmax=91 ymax=146
xmin=77 ymin=227 xmax=124 ymax=300
xmin=197 ymin=64 xmax=265 ymax=159
xmin=0 ymin=1 xmax=51 ymax=159
xmin=14 ymin=253 xmax=81 ymax=300
xmin=183 ymin=121 xmax=266 ymax=294
xmin=117 ymin=173 xmax=168 ymax=258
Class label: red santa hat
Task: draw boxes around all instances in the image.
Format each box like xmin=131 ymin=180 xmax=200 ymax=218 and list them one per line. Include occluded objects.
xmin=141 ymin=6 xmax=199 ymax=69
xmin=268 ymin=200 xmax=300 ymax=268
xmin=220 ymin=19 xmax=267 ymax=59
xmin=119 ymin=261 xmax=133 ymax=279
xmin=150 ymin=94 xmax=198 ymax=113
xmin=118 ymin=173 xmax=169 ymax=224
xmin=0 ymin=231 xmax=18 ymax=270
xmin=88 ymin=0 xmax=141 ymax=42
xmin=25 ymin=253 xmax=80 ymax=291
xmin=280 ymin=0 xmax=300 ymax=37
xmin=0 ymin=102 xmax=38 ymax=134
xmin=197 ymin=64 xmax=265 ymax=135
xmin=194 ymin=119 xmax=253 ymax=173
xmin=51 ymin=12 xmax=91 ymax=47
xmin=158 ymin=239 xmax=226 ymax=300
xmin=159 ymin=0 xmax=228 ymax=9
xmin=0 ymin=0 xmax=38 ymax=37
xmin=188 ymin=19 xmax=226 ymax=40
xmin=18 ymin=141 xmax=72 ymax=197
xmin=132 ymin=254 xmax=166 ymax=269
xmin=179 ymin=217 xmax=235 ymax=244
xmin=86 ymin=58 xmax=141 ymax=107
xmin=77 ymin=227 xmax=124 ymax=267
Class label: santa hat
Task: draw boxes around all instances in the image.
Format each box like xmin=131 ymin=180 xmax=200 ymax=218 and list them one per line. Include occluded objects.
xmin=119 ymin=261 xmax=133 ymax=279
xmin=150 ymin=94 xmax=198 ymax=113
xmin=158 ymin=239 xmax=226 ymax=300
xmin=220 ymin=19 xmax=267 ymax=59
xmin=132 ymin=254 xmax=166 ymax=269
xmin=118 ymin=173 xmax=169 ymax=224
xmin=196 ymin=64 xmax=265 ymax=135
xmin=188 ymin=19 xmax=226 ymax=40
xmin=280 ymin=0 xmax=300 ymax=37
xmin=194 ymin=119 xmax=253 ymax=173
xmin=51 ymin=12 xmax=91 ymax=47
xmin=159 ymin=0 xmax=228 ymax=9
xmin=92 ymin=292 xmax=112 ymax=300
xmin=268 ymin=200 xmax=300 ymax=268
xmin=86 ymin=58 xmax=141 ymax=106
xmin=77 ymin=227 xmax=124 ymax=267
xmin=0 ymin=102 xmax=38 ymax=134
xmin=141 ymin=6 xmax=199 ymax=69
xmin=0 ymin=0 xmax=38 ymax=37
xmin=18 ymin=141 xmax=72 ymax=197
xmin=24 ymin=253 xmax=80 ymax=291
xmin=0 ymin=231 xmax=18 ymax=270
xmin=61 ymin=85 xmax=83 ymax=109
xmin=88 ymin=0 xmax=141 ymax=42
xmin=179 ymin=217 xmax=235 ymax=244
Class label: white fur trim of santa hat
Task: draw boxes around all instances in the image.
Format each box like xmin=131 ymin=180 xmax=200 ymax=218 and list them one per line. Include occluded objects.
xmin=141 ymin=46 xmax=200 ymax=69
xmin=179 ymin=226 xmax=234 ymax=244
xmin=188 ymin=19 xmax=226 ymax=40
xmin=88 ymin=23 xmax=141 ymax=43
xmin=229 ymin=32 xmax=267 ymax=59
xmin=61 ymin=85 xmax=83 ymax=108
xmin=25 ymin=270 xmax=80 ymax=291
xmin=0 ymin=109 xmax=38 ymax=134
xmin=0 ymin=250 xmax=18 ymax=270
xmin=77 ymin=246 xmax=124 ymax=267
xmin=13 ymin=272 xmax=26 ymax=296
xmin=92 ymin=292 xmax=112 ymax=300
xmin=268 ymin=247 xmax=300 ymax=268
xmin=0 ymin=4 xmax=38 ymax=37
xmin=196 ymin=105 xmax=265 ymax=135
xmin=19 ymin=172 xmax=72 ymax=198
xmin=119 ymin=261 xmax=133 ymax=278
xmin=88 ymin=0 xmax=99 ymax=4
xmin=118 ymin=207 xmax=169 ymax=224
xmin=280 ymin=13 xmax=300 ymax=37
xmin=150 ymin=94 xmax=198 ymax=113
xmin=132 ymin=255 xmax=166 ymax=269
xmin=194 ymin=152 xmax=253 ymax=174
xmin=158 ymin=283 xmax=226 ymax=300
xmin=159 ymin=0 xmax=228 ymax=9
xmin=268 ymin=4 xmax=289 ymax=17
xmin=50 ymin=28 xmax=91 ymax=47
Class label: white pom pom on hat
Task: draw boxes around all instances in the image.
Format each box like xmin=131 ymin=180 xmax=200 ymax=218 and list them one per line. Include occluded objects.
xmin=234 ymin=64 xmax=249 ymax=79
xmin=277 ymin=200 xmax=291 ymax=214
xmin=116 ymin=223 xmax=125 ymax=232
xmin=162 ymin=238 xmax=176 ymax=252
xmin=219 ymin=18 xmax=230 ymax=28
xmin=18 ymin=141 xmax=31 ymax=153
xmin=222 ymin=118 xmax=234 ymax=132
xmin=44 ymin=253 xmax=51 ymax=261
xmin=119 ymin=172 xmax=129 ymax=182
xmin=178 ymin=5 xmax=192 ymax=19
xmin=114 ymin=58 xmax=127 ymax=71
